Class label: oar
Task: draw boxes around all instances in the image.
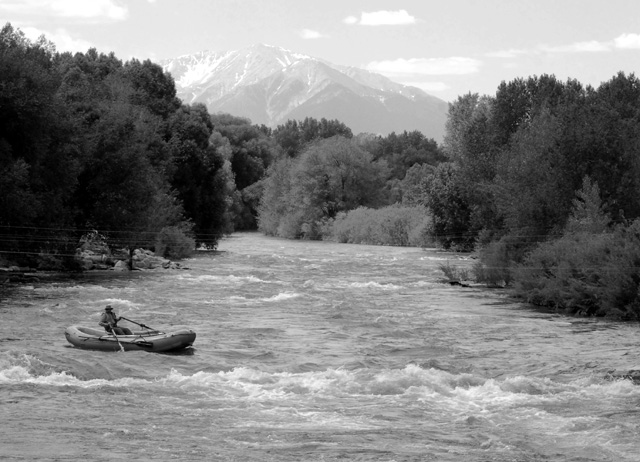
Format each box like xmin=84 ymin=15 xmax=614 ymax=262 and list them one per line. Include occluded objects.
xmin=119 ymin=316 xmax=158 ymax=332
xmin=111 ymin=327 xmax=125 ymax=352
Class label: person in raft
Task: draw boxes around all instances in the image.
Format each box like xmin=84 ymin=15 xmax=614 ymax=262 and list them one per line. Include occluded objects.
xmin=99 ymin=305 xmax=133 ymax=335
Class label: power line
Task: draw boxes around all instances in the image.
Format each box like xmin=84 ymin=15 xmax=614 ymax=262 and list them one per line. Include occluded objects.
xmin=0 ymin=224 xmax=224 ymax=237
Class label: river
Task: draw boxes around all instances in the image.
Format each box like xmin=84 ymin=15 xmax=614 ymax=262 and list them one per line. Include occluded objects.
xmin=1 ymin=232 xmax=639 ymax=461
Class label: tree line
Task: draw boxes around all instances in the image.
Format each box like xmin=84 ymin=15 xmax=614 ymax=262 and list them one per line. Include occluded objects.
xmin=0 ymin=24 xmax=442 ymax=268
xmin=1 ymin=23 xmax=235 ymax=267
xmin=4 ymin=23 xmax=640 ymax=318
xmin=254 ymin=72 xmax=640 ymax=319
xmin=437 ymin=73 xmax=640 ymax=319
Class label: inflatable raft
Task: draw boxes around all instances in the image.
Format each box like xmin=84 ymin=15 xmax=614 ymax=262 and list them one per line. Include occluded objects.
xmin=64 ymin=325 xmax=196 ymax=352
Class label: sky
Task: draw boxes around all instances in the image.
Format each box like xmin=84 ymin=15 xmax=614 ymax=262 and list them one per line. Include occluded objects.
xmin=2 ymin=0 xmax=640 ymax=102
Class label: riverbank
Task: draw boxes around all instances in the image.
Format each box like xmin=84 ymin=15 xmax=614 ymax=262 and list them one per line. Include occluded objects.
xmin=0 ymin=267 xmax=43 ymax=283
xmin=0 ymin=249 xmax=230 ymax=286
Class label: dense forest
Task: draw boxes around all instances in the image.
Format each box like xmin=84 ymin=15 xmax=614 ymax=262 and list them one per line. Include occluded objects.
xmin=0 ymin=24 xmax=442 ymax=262
xmin=3 ymin=23 xmax=640 ymax=319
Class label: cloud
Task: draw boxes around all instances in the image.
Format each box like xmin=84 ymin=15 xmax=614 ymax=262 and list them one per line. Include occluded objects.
xmin=614 ymin=33 xmax=640 ymax=49
xmin=366 ymin=57 xmax=482 ymax=77
xmin=485 ymin=48 xmax=527 ymax=59
xmin=300 ymin=29 xmax=326 ymax=39
xmin=487 ymin=34 xmax=640 ymax=59
xmin=21 ymin=26 xmax=93 ymax=53
xmin=344 ymin=9 xmax=417 ymax=26
xmin=0 ymin=0 xmax=128 ymax=21
xmin=541 ymin=40 xmax=610 ymax=53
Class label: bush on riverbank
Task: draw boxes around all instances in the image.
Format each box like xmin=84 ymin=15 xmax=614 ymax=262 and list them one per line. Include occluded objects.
xmin=154 ymin=226 xmax=195 ymax=259
xmin=439 ymin=178 xmax=640 ymax=319
xmin=510 ymin=221 xmax=640 ymax=320
xmin=321 ymin=205 xmax=435 ymax=247
xmin=472 ymin=238 xmax=515 ymax=287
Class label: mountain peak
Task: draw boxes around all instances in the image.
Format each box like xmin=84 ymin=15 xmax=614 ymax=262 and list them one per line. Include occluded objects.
xmin=241 ymin=43 xmax=316 ymax=67
xmin=245 ymin=43 xmax=285 ymax=52
xmin=161 ymin=46 xmax=447 ymax=140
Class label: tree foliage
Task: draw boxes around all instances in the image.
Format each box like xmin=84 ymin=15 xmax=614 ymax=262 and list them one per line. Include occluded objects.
xmin=210 ymin=113 xmax=278 ymax=229
xmin=12 ymin=18 xmax=640 ymax=319
xmin=437 ymin=71 xmax=640 ymax=317
xmin=272 ymin=117 xmax=353 ymax=157
xmin=493 ymin=108 xmax=566 ymax=244
xmin=167 ymin=103 xmax=227 ymax=247
xmin=258 ymin=136 xmax=389 ymax=239
xmin=369 ymin=130 xmax=444 ymax=180
xmin=0 ymin=23 xmax=233 ymax=265
xmin=511 ymin=221 xmax=640 ymax=320
xmin=0 ymin=24 xmax=80 ymax=264
xmin=323 ymin=205 xmax=434 ymax=247
xmin=435 ymin=72 xmax=640 ymax=255
xmin=422 ymin=163 xmax=474 ymax=249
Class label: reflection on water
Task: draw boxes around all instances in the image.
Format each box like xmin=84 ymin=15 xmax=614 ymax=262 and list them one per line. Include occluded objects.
xmin=1 ymin=232 xmax=639 ymax=461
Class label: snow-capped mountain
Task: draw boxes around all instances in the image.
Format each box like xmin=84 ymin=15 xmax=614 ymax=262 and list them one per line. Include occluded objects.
xmin=161 ymin=44 xmax=448 ymax=141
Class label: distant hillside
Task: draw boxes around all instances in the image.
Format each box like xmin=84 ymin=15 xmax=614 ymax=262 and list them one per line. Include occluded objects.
xmin=161 ymin=44 xmax=448 ymax=142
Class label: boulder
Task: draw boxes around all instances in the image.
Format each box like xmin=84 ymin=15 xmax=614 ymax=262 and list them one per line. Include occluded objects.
xmin=80 ymin=258 xmax=95 ymax=271
xmin=113 ymin=260 xmax=129 ymax=271
xmin=75 ymin=248 xmax=113 ymax=270
xmin=74 ymin=246 xmax=184 ymax=271
xmin=132 ymin=249 xmax=170 ymax=270
xmin=606 ymin=369 xmax=640 ymax=384
xmin=77 ymin=232 xmax=110 ymax=254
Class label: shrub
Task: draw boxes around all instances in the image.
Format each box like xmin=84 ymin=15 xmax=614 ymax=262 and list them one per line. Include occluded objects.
xmin=506 ymin=178 xmax=640 ymax=319
xmin=300 ymin=221 xmax=323 ymax=240
xmin=407 ymin=215 xmax=435 ymax=248
xmin=328 ymin=207 xmax=378 ymax=244
xmin=155 ymin=226 xmax=195 ymax=259
xmin=276 ymin=211 xmax=305 ymax=239
xmin=511 ymin=221 xmax=640 ymax=320
xmin=323 ymin=205 xmax=435 ymax=247
xmin=438 ymin=261 xmax=470 ymax=283
xmin=473 ymin=238 xmax=515 ymax=287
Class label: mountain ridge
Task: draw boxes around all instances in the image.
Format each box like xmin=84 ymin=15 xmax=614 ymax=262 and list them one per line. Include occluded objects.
xmin=161 ymin=44 xmax=448 ymax=141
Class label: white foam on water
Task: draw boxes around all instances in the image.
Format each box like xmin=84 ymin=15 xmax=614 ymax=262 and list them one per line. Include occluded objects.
xmin=4 ymin=355 xmax=639 ymax=449
xmin=229 ymin=275 xmax=271 ymax=283
xmin=0 ymin=367 xmax=146 ymax=388
xmin=145 ymin=364 xmax=640 ymax=406
xmin=0 ymin=352 xmax=155 ymax=389
xmin=266 ymin=292 xmax=301 ymax=302
xmin=21 ymin=284 xmax=137 ymax=296
xmin=176 ymin=274 xmax=276 ymax=284
xmin=349 ymin=281 xmax=403 ymax=290
xmin=100 ymin=298 xmax=142 ymax=309
xmin=5 ymin=234 xmax=640 ymax=460
xmin=227 ymin=292 xmax=302 ymax=303
xmin=412 ymin=280 xmax=440 ymax=287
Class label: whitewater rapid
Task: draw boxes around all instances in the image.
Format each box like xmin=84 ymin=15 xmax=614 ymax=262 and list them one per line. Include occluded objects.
xmin=1 ymin=232 xmax=639 ymax=461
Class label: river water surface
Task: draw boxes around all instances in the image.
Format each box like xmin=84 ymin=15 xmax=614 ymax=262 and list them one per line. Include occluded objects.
xmin=1 ymin=232 xmax=639 ymax=461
